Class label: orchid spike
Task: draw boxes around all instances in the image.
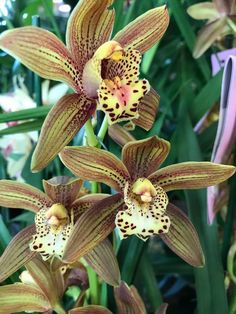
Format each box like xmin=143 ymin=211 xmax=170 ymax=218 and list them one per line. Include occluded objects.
xmin=60 ymin=136 xmax=235 ymax=265
xmin=0 ymin=1 xmax=169 ymax=171
xmin=0 ymin=176 xmax=121 ymax=286
xmin=207 ymin=55 xmax=236 ymax=223
xmin=187 ymin=0 xmax=236 ymax=58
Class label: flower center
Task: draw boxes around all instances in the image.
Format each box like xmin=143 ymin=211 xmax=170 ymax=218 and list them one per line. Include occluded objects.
xmin=132 ymin=178 xmax=157 ymax=203
xmin=30 ymin=203 xmax=74 ymax=261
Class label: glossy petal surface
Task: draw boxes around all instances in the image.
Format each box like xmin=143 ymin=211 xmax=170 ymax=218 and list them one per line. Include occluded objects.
xmin=122 ymin=136 xmax=170 ymax=180
xmin=66 ymin=0 xmax=114 ymax=69
xmin=60 ymin=146 xmax=130 ymax=192
xmin=0 ymin=27 xmax=81 ymax=92
xmin=31 ymin=93 xmax=96 ymax=172
xmin=113 ymin=5 xmax=169 ymax=53
xmin=149 ymin=162 xmax=235 ymax=192
xmin=160 ymin=203 xmax=204 ymax=267
xmin=0 ymin=180 xmax=52 ymax=213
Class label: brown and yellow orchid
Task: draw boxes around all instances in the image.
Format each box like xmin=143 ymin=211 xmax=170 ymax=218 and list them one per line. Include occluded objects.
xmin=60 ymin=136 xmax=235 ymax=266
xmin=187 ymin=0 xmax=236 ymax=58
xmin=0 ymin=176 xmax=121 ymax=287
xmin=0 ymin=0 xmax=169 ymax=171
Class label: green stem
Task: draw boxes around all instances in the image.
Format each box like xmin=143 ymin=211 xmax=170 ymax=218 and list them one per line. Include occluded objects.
xmin=87 ymin=266 xmax=99 ymax=304
xmin=97 ymin=116 xmax=109 ymax=144
xmin=41 ymin=0 xmax=63 ymax=41
xmin=227 ymin=242 xmax=236 ymax=285
xmin=227 ymin=18 xmax=236 ymax=34
xmin=229 ymin=286 xmax=236 ymax=314
xmin=84 ymin=119 xmax=98 ymax=147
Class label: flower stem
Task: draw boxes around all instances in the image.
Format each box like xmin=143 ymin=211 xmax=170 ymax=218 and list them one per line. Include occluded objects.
xmin=85 ymin=119 xmax=98 ymax=147
xmin=97 ymin=116 xmax=109 ymax=145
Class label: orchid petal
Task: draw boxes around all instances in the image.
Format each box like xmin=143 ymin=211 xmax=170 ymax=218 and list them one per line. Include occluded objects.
xmin=149 ymin=162 xmax=235 ymax=192
xmin=0 ymin=27 xmax=81 ymax=92
xmin=187 ymin=3 xmax=220 ymax=20
xmin=108 ymin=124 xmax=136 ymax=147
xmin=43 ymin=176 xmax=83 ymax=208
xmin=97 ymin=77 xmax=150 ymax=124
xmin=155 ymin=304 xmax=168 ymax=314
xmin=60 ymin=146 xmax=130 ymax=192
xmin=26 ymin=255 xmax=64 ymax=306
xmin=0 ymin=180 xmax=53 ymax=213
xmin=122 ymin=136 xmax=170 ymax=180
xmin=0 ymin=283 xmax=51 ymax=313
xmin=208 ymin=56 xmax=236 ymax=223
xmin=0 ymin=225 xmax=36 ymax=282
xmin=113 ymin=5 xmax=169 ymax=54
xmin=133 ymin=87 xmax=160 ymax=131
xmin=66 ymin=0 xmax=114 ymax=69
xmin=193 ymin=19 xmax=229 ymax=58
xmin=85 ymin=239 xmax=121 ymax=286
xmin=114 ymin=281 xmax=146 ymax=314
xmin=31 ymin=93 xmax=96 ymax=172
xmin=214 ymin=0 xmax=233 ymax=14
xmin=69 ymin=306 xmax=112 ymax=314
xmin=160 ymin=203 xmax=205 ymax=267
xmin=63 ymin=194 xmax=124 ymax=263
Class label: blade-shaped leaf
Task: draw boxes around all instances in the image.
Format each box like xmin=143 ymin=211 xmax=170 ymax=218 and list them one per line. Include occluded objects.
xmin=66 ymin=0 xmax=114 ymax=69
xmin=0 ymin=283 xmax=51 ymax=313
xmin=31 ymin=93 xmax=96 ymax=172
xmin=113 ymin=5 xmax=169 ymax=54
xmin=0 ymin=180 xmax=52 ymax=213
xmin=160 ymin=203 xmax=204 ymax=267
xmin=63 ymin=194 xmax=124 ymax=263
xmin=149 ymin=162 xmax=235 ymax=192
xmin=114 ymin=281 xmax=146 ymax=314
xmin=0 ymin=225 xmax=36 ymax=282
xmin=122 ymin=136 xmax=170 ymax=180
xmin=0 ymin=26 xmax=81 ymax=92
xmin=60 ymin=146 xmax=130 ymax=192
xmin=133 ymin=87 xmax=160 ymax=131
xmin=85 ymin=239 xmax=121 ymax=286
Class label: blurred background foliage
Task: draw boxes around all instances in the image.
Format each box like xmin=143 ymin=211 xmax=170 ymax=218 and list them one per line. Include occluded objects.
xmin=0 ymin=0 xmax=235 ymax=313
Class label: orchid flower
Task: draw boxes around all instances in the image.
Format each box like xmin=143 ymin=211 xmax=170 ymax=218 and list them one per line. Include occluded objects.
xmin=60 ymin=136 xmax=235 ymax=266
xmin=207 ymin=55 xmax=236 ymax=223
xmin=0 ymin=0 xmax=169 ymax=171
xmin=0 ymin=176 xmax=121 ymax=287
xmin=0 ymin=255 xmax=65 ymax=314
xmin=187 ymin=0 xmax=236 ymax=58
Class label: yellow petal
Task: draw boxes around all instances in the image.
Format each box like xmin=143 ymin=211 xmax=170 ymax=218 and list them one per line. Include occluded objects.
xmin=187 ymin=3 xmax=220 ymax=20
xmin=97 ymin=77 xmax=150 ymax=124
xmin=66 ymin=0 xmax=115 ymax=69
xmin=0 ymin=27 xmax=81 ymax=92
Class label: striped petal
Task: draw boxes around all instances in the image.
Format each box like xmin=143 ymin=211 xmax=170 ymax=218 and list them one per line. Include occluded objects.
xmin=0 ymin=283 xmax=51 ymax=313
xmin=31 ymin=93 xmax=96 ymax=172
xmin=69 ymin=306 xmax=112 ymax=314
xmin=114 ymin=281 xmax=146 ymax=314
xmin=63 ymin=194 xmax=124 ymax=263
xmin=0 ymin=225 xmax=36 ymax=282
xmin=0 ymin=27 xmax=81 ymax=92
xmin=85 ymin=239 xmax=121 ymax=286
xmin=133 ymin=88 xmax=160 ymax=131
xmin=160 ymin=203 xmax=204 ymax=267
xmin=26 ymin=255 xmax=64 ymax=306
xmin=113 ymin=5 xmax=169 ymax=54
xmin=122 ymin=136 xmax=170 ymax=180
xmin=149 ymin=162 xmax=235 ymax=192
xmin=60 ymin=146 xmax=130 ymax=192
xmin=187 ymin=3 xmax=220 ymax=20
xmin=66 ymin=0 xmax=115 ymax=69
xmin=108 ymin=124 xmax=136 ymax=147
xmin=0 ymin=180 xmax=53 ymax=213
xmin=43 ymin=176 xmax=83 ymax=208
